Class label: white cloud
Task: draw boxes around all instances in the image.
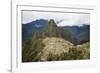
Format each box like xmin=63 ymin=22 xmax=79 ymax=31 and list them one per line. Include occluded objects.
xmin=22 ymin=11 xmax=90 ymax=26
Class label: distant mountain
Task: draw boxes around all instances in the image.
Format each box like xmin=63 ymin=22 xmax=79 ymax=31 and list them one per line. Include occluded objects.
xmin=22 ymin=19 xmax=90 ymax=45
xmin=61 ymin=25 xmax=90 ymax=44
xmin=22 ymin=19 xmax=48 ymax=41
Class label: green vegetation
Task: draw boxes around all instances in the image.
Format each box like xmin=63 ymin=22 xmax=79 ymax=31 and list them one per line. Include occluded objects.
xmin=22 ymin=19 xmax=90 ymax=62
xmin=22 ymin=31 xmax=45 ymax=62
xmin=22 ymin=37 xmax=90 ymax=62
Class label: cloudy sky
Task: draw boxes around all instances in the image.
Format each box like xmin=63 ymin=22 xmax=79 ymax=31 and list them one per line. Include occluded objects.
xmin=22 ymin=11 xmax=90 ymax=26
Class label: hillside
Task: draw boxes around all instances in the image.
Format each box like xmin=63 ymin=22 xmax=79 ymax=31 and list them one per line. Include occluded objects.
xmin=22 ymin=37 xmax=89 ymax=62
xmin=62 ymin=25 xmax=90 ymax=44
xmin=22 ymin=19 xmax=90 ymax=62
xmin=22 ymin=19 xmax=48 ymax=41
xmin=40 ymin=37 xmax=73 ymax=61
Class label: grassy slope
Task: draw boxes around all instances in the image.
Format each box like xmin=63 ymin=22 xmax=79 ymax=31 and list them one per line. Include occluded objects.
xmin=22 ymin=37 xmax=90 ymax=62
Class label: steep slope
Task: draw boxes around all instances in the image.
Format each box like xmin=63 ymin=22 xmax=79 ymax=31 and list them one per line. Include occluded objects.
xmin=22 ymin=19 xmax=48 ymax=41
xmin=43 ymin=19 xmax=73 ymax=43
xmin=22 ymin=19 xmax=90 ymax=45
xmin=44 ymin=19 xmax=59 ymax=37
xmin=62 ymin=25 xmax=90 ymax=44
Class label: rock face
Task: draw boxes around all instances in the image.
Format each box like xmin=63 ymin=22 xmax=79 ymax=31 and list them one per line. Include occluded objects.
xmin=44 ymin=19 xmax=59 ymax=37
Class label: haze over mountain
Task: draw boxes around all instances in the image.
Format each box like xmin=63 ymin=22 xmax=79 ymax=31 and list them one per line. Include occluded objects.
xmin=22 ymin=19 xmax=90 ymax=45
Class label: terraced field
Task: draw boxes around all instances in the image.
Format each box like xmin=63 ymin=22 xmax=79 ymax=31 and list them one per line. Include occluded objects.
xmin=22 ymin=37 xmax=90 ymax=62
xmin=40 ymin=37 xmax=73 ymax=61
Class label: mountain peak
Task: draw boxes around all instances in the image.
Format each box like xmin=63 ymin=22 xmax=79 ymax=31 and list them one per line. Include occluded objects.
xmin=48 ymin=19 xmax=57 ymax=27
xmin=48 ymin=19 xmax=55 ymax=23
xmin=44 ymin=19 xmax=58 ymax=37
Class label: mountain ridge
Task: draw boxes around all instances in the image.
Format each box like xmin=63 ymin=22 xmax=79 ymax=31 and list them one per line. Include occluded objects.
xmin=22 ymin=19 xmax=90 ymax=45
xmin=22 ymin=19 xmax=90 ymax=62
